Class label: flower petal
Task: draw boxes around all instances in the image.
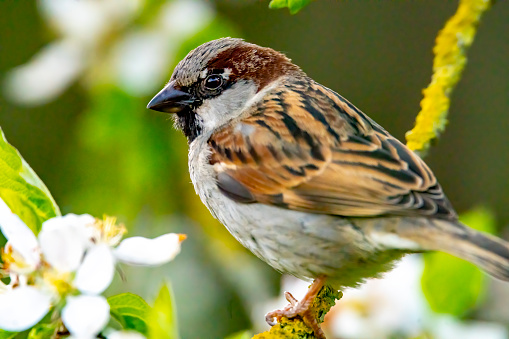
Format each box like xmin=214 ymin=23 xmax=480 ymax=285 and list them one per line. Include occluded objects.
xmin=42 ymin=213 xmax=94 ymax=229
xmin=114 ymin=233 xmax=184 ymax=266
xmin=0 ymin=286 xmax=51 ymax=332
xmin=4 ymin=39 xmax=85 ymax=105
xmin=38 ymin=224 xmax=87 ymax=272
xmin=62 ymin=295 xmax=110 ymax=338
xmin=75 ymin=244 xmax=115 ymax=295
xmin=42 ymin=213 xmax=95 ymax=242
xmin=0 ymin=198 xmax=40 ymax=267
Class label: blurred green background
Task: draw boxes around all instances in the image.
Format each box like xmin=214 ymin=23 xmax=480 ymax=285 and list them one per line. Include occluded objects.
xmin=1 ymin=1 xmax=509 ymax=338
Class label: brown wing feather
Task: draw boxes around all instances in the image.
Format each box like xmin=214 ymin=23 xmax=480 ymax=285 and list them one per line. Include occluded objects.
xmin=209 ymin=79 xmax=457 ymax=220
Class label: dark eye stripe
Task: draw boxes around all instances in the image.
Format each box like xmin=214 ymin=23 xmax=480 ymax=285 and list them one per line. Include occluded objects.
xmin=211 ymin=68 xmax=226 ymax=75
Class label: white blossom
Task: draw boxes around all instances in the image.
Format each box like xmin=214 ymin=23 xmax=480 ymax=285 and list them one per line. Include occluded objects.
xmin=0 ymin=198 xmax=185 ymax=334
xmin=329 ymin=256 xmax=428 ymax=339
xmin=114 ymin=233 xmax=185 ymax=266
xmin=0 ymin=200 xmax=40 ymax=274
xmin=39 ymin=217 xmax=92 ymax=272
xmin=431 ymin=316 xmax=507 ymax=339
xmin=62 ymin=295 xmax=110 ymax=338
xmin=0 ymin=286 xmax=52 ymax=332
xmin=4 ymin=0 xmax=214 ymax=105
xmin=75 ymin=244 xmax=116 ymax=295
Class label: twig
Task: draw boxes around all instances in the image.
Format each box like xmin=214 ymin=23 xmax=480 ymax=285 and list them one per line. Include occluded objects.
xmin=405 ymin=0 xmax=492 ymax=156
xmin=252 ymin=286 xmax=342 ymax=339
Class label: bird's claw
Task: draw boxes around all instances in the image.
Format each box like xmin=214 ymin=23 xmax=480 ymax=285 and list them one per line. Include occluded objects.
xmin=264 ymin=277 xmax=327 ymax=338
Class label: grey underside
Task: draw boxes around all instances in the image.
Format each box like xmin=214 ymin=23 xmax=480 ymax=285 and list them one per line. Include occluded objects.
xmin=221 ymin=203 xmax=410 ymax=288
xmin=189 ymin=132 xmax=417 ymax=288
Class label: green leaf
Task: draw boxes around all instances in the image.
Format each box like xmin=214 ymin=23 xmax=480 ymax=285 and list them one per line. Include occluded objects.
xmin=148 ymin=283 xmax=179 ymax=339
xmin=0 ymin=330 xmax=18 ymax=339
xmin=108 ymin=293 xmax=151 ymax=335
xmin=27 ymin=323 xmax=57 ymax=339
xmin=421 ymin=207 xmax=496 ymax=316
xmin=268 ymin=0 xmax=288 ymax=9
xmin=225 ymin=330 xmax=251 ymax=339
xmin=421 ymin=251 xmax=484 ymax=316
xmin=459 ymin=207 xmax=496 ymax=234
xmin=269 ymin=0 xmax=312 ymax=14
xmin=0 ymin=127 xmax=60 ymax=233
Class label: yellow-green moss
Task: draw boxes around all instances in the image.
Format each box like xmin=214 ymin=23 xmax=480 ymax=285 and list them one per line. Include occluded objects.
xmin=405 ymin=0 xmax=492 ymax=155
xmin=252 ymin=286 xmax=342 ymax=339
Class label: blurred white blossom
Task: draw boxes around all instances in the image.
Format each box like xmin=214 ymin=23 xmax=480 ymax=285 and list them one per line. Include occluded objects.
xmin=3 ymin=38 xmax=84 ymax=105
xmin=111 ymin=0 xmax=215 ymax=95
xmin=3 ymin=0 xmax=216 ymax=104
xmin=111 ymin=31 xmax=172 ymax=96
xmin=258 ymin=255 xmax=508 ymax=339
xmin=158 ymin=0 xmax=214 ymax=38
xmin=328 ymin=256 xmax=427 ymax=339
xmin=432 ymin=316 xmax=508 ymax=339
xmin=0 ymin=198 xmax=185 ymax=335
xmin=38 ymin=0 xmax=141 ymax=45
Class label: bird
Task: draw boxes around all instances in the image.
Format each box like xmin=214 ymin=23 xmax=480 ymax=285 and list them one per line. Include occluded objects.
xmin=147 ymin=37 xmax=509 ymax=337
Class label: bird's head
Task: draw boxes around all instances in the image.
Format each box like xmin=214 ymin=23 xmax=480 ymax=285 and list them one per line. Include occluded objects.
xmin=147 ymin=38 xmax=304 ymax=142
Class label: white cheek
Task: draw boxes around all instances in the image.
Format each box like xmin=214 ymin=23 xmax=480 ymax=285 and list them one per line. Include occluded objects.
xmin=196 ymin=80 xmax=257 ymax=133
xmin=222 ymin=68 xmax=233 ymax=79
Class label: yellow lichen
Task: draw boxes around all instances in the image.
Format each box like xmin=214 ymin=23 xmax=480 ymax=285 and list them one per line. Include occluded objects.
xmin=252 ymin=286 xmax=342 ymax=339
xmin=405 ymin=0 xmax=491 ymax=155
xmin=252 ymin=317 xmax=314 ymax=339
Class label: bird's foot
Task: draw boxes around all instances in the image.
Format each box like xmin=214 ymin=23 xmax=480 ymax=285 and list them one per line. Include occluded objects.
xmin=265 ymin=276 xmax=327 ymax=339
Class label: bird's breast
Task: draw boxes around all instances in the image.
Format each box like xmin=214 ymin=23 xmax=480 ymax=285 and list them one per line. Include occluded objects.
xmin=187 ymin=135 xmax=405 ymax=287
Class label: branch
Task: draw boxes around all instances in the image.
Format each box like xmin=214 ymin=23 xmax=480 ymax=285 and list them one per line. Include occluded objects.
xmin=405 ymin=0 xmax=492 ymax=156
xmin=252 ymin=286 xmax=342 ymax=339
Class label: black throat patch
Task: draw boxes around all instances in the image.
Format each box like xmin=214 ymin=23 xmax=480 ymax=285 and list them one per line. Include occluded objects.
xmin=174 ymin=108 xmax=202 ymax=143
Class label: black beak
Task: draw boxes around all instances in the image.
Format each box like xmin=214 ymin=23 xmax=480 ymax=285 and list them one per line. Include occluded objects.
xmin=147 ymin=81 xmax=193 ymax=113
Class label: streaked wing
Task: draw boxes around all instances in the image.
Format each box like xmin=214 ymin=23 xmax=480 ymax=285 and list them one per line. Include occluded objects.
xmin=208 ymin=79 xmax=457 ymax=220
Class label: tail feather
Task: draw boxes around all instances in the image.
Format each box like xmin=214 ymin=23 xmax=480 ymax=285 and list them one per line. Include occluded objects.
xmin=375 ymin=217 xmax=509 ymax=281
xmin=445 ymin=224 xmax=509 ymax=281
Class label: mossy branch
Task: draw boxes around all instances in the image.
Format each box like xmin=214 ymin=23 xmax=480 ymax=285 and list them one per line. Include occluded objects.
xmin=252 ymin=286 xmax=342 ymax=339
xmin=405 ymin=0 xmax=492 ymax=156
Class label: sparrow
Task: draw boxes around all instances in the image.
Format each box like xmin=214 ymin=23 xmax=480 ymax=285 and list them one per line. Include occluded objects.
xmin=147 ymin=38 xmax=509 ymax=337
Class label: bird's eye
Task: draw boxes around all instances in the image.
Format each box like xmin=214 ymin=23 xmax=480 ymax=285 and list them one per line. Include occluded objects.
xmin=204 ymin=74 xmax=223 ymax=90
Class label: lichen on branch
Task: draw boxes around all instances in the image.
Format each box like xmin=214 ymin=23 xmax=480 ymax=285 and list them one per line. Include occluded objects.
xmin=252 ymin=286 xmax=342 ymax=339
xmin=405 ymin=0 xmax=492 ymax=156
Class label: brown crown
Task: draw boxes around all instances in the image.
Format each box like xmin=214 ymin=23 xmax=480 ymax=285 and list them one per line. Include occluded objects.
xmin=206 ymin=43 xmax=305 ymax=90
